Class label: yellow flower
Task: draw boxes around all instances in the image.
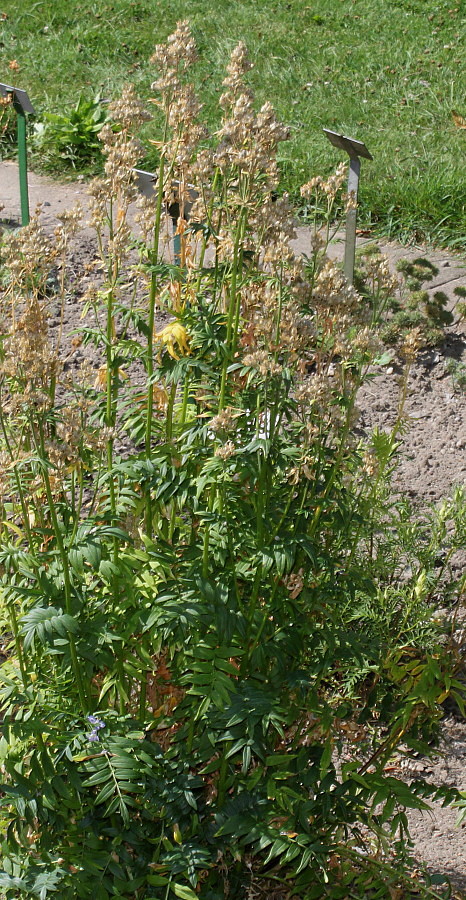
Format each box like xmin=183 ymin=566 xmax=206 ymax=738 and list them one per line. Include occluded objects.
xmin=94 ymin=365 xmax=128 ymax=390
xmin=154 ymin=322 xmax=191 ymax=359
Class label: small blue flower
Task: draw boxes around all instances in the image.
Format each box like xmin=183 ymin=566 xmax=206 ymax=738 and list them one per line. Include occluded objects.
xmin=86 ymin=730 xmax=100 ymax=743
xmin=87 ymin=715 xmax=105 ymax=730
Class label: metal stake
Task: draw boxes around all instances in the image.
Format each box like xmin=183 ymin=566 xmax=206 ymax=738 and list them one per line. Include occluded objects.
xmin=344 ymin=155 xmax=360 ymax=284
xmin=16 ymin=104 xmax=29 ymax=225
xmin=0 ymin=83 xmax=36 ymax=227
xmin=133 ymin=169 xmax=197 ymax=267
xmin=323 ymin=129 xmax=373 ymax=285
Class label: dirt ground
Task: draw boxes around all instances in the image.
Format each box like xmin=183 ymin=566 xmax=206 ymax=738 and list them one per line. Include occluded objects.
xmin=1 ymin=161 xmax=466 ymax=894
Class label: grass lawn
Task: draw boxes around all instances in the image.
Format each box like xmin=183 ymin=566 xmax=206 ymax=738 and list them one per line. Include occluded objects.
xmin=1 ymin=0 xmax=466 ymax=246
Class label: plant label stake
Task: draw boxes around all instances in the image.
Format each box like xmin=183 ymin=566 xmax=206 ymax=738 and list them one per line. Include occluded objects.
xmin=0 ymin=83 xmax=36 ymax=227
xmin=323 ymin=129 xmax=373 ymax=285
xmin=133 ymin=169 xmax=197 ymax=266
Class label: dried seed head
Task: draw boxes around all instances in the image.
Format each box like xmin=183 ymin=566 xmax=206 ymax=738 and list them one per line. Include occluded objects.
xmin=209 ymin=407 xmax=238 ymax=435
xmin=3 ymin=211 xmax=57 ymax=279
xmin=103 ymin=132 xmax=141 ymax=192
xmin=362 ymin=449 xmax=380 ymax=478
xmin=301 ymin=163 xmax=347 ymax=201
xmin=285 ymin=568 xmax=305 ymax=599
xmin=400 ymin=327 xmax=422 ymax=361
xmin=152 ymin=20 xmax=197 ymax=70
xmin=220 ymin=42 xmax=253 ymax=110
xmin=215 ymin=440 xmax=236 ymax=460
xmin=109 ymin=84 xmax=151 ymax=131
xmin=55 ymin=204 xmax=83 ymax=236
xmin=242 ymin=349 xmax=282 ymax=378
xmin=88 ymin=177 xmax=111 ymax=228
xmin=1 ymin=296 xmax=60 ymax=393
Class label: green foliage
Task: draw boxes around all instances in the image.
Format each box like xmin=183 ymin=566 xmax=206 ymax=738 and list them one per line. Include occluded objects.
xmin=0 ymin=27 xmax=464 ymax=900
xmin=0 ymin=95 xmax=17 ymax=160
xmin=445 ymin=357 xmax=466 ymax=392
xmin=354 ymin=248 xmax=454 ymax=350
xmin=31 ymin=94 xmax=109 ymax=169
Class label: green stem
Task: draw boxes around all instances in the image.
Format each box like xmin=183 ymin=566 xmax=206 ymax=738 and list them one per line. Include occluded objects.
xmin=116 ymin=660 xmax=127 ymax=716
xmin=187 ymin=715 xmax=195 ymax=753
xmin=0 ymin=405 xmax=36 ymax=558
xmin=308 ymin=380 xmax=361 ymax=539
xmin=274 ymin=264 xmax=284 ymax=356
xmin=217 ymin=744 xmax=231 ymax=807
xmin=69 ymin=464 xmax=85 ymax=547
xmin=103 ymin=211 xmax=127 ymax=563
xmin=202 ymin=486 xmax=216 ymax=579
xmin=345 ymin=359 xmax=413 ymax=566
xmin=168 ymin=502 xmax=177 ymax=543
xmin=179 ymin=376 xmax=190 ymax=426
xmin=196 ymin=169 xmax=220 ymax=278
xmin=144 ymin=155 xmax=166 ymax=535
xmin=43 ymin=469 xmax=88 ymax=710
xmin=240 ymin=564 xmax=263 ymax=677
xmin=145 ymin=158 xmax=166 ymax=441
xmin=165 ymin=382 xmax=177 ymax=442
xmin=5 ymin=591 xmax=28 ymax=688
xmin=104 ymin=288 xmax=118 ymax=556
xmin=218 ymin=209 xmax=246 ymax=412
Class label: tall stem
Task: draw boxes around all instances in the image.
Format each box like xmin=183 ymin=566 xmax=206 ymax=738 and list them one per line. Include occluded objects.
xmin=0 ymin=404 xmax=37 ymax=559
xmin=5 ymin=591 xmax=28 ymax=689
xmin=308 ymin=379 xmax=361 ymax=539
xmin=37 ymin=428 xmax=89 ymax=711
xmin=144 ymin=155 xmax=166 ymax=535
xmin=218 ymin=208 xmax=246 ymax=412
xmin=105 ymin=288 xmax=119 ymax=571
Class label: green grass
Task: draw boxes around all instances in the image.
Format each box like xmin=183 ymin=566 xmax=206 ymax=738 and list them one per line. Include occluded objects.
xmin=1 ymin=0 xmax=466 ymax=247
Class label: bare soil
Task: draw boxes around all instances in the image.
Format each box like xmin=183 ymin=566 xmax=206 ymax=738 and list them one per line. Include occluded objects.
xmin=1 ymin=161 xmax=466 ymax=894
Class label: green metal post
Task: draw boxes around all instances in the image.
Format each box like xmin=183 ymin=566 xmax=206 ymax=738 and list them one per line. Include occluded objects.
xmin=16 ymin=103 xmax=30 ymax=226
xmin=173 ymin=222 xmax=182 ymax=267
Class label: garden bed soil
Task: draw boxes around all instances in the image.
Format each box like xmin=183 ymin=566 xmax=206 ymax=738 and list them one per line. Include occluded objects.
xmin=1 ymin=161 xmax=466 ymax=894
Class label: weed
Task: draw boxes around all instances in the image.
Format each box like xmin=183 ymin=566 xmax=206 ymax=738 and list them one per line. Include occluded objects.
xmin=353 ymin=247 xmax=455 ymax=349
xmin=31 ymin=94 xmax=109 ymax=169
xmin=445 ymin=357 xmax=466 ymax=392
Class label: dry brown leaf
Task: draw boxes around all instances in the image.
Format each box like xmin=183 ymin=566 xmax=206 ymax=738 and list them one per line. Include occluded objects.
xmin=452 ymin=109 xmax=466 ymax=128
